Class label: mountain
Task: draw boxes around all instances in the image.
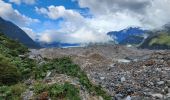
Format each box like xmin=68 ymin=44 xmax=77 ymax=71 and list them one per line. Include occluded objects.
xmin=119 ymin=35 xmax=144 ymax=45
xmin=0 ymin=17 xmax=40 ymax=48
xmin=140 ymin=32 xmax=170 ymax=49
xmin=107 ymin=27 xmax=146 ymax=45
xmin=140 ymin=24 xmax=170 ymax=50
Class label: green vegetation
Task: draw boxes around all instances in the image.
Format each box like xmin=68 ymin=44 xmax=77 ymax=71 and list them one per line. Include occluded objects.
xmin=33 ymin=82 xmax=81 ymax=100
xmin=0 ymin=83 xmax=27 ymax=100
xmin=149 ymin=33 xmax=170 ymax=46
xmin=40 ymin=57 xmax=112 ymax=100
xmin=0 ymin=33 xmax=36 ymax=85
xmin=0 ymin=54 xmax=21 ymax=85
xmin=0 ymin=33 xmax=111 ymax=100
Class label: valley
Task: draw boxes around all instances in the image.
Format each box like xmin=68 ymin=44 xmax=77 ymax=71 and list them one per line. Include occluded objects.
xmin=30 ymin=45 xmax=170 ymax=100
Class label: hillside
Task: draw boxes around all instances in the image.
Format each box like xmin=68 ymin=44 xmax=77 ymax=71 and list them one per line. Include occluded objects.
xmin=0 ymin=17 xmax=40 ymax=48
xmin=119 ymin=35 xmax=144 ymax=45
xmin=107 ymin=27 xmax=145 ymax=44
xmin=140 ymin=32 xmax=170 ymax=49
xmin=0 ymin=33 xmax=110 ymax=100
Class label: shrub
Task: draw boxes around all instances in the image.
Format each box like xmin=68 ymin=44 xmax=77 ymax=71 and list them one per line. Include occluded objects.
xmin=0 ymin=54 xmax=21 ymax=85
xmin=0 ymin=83 xmax=26 ymax=100
xmin=33 ymin=82 xmax=49 ymax=94
xmin=33 ymin=82 xmax=81 ymax=100
xmin=42 ymin=57 xmax=111 ymax=100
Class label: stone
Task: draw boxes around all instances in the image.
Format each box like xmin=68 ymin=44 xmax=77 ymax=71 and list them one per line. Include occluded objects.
xmin=118 ymin=59 xmax=131 ymax=63
xmin=151 ymin=93 xmax=163 ymax=99
xmin=22 ymin=91 xmax=33 ymax=100
xmin=144 ymin=60 xmax=155 ymax=66
xmin=46 ymin=71 xmax=52 ymax=78
xmin=121 ymin=77 xmax=126 ymax=83
xmin=163 ymin=86 xmax=169 ymax=94
xmin=100 ymin=77 xmax=105 ymax=80
xmin=125 ymin=96 xmax=131 ymax=100
xmin=166 ymin=80 xmax=170 ymax=87
xmin=25 ymin=79 xmax=32 ymax=85
xmin=110 ymin=64 xmax=115 ymax=68
xmin=157 ymin=81 xmax=165 ymax=85
xmin=115 ymin=94 xmax=123 ymax=100
xmin=38 ymin=92 xmax=49 ymax=100
xmin=166 ymin=93 xmax=170 ymax=97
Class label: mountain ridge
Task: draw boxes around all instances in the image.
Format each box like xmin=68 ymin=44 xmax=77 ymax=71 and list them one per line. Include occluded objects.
xmin=0 ymin=17 xmax=40 ymax=48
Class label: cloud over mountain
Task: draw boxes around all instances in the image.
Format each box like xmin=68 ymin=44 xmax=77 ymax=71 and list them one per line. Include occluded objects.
xmin=77 ymin=0 xmax=170 ymax=29
xmin=34 ymin=0 xmax=170 ymax=43
xmin=1 ymin=0 xmax=170 ymax=44
xmin=0 ymin=0 xmax=39 ymax=26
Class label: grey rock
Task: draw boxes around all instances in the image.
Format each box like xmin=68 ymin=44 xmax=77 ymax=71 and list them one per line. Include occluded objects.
xmin=151 ymin=93 xmax=163 ymax=99
xmin=22 ymin=91 xmax=33 ymax=100
xmin=125 ymin=96 xmax=131 ymax=100
xmin=166 ymin=80 xmax=170 ymax=87
xmin=121 ymin=77 xmax=126 ymax=83
xmin=115 ymin=94 xmax=123 ymax=100
xmin=46 ymin=71 xmax=52 ymax=78
xmin=100 ymin=77 xmax=105 ymax=80
xmin=157 ymin=81 xmax=165 ymax=85
xmin=166 ymin=93 xmax=170 ymax=97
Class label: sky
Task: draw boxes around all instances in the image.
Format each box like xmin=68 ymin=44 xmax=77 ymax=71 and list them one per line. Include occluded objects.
xmin=0 ymin=0 xmax=170 ymax=43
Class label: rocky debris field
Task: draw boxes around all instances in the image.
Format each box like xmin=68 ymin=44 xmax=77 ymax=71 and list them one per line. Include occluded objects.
xmin=30 ymin=45 xmax=170 ymax=100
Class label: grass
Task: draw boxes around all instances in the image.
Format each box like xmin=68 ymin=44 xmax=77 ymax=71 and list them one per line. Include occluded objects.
xmin=0 ymin=83 xmax=27 ymax=100
xmin=149 ymin=33 xmax=170 ymax=46
xmin=33 ymin=82 xmax=81 ymax=100
xmin=40 ymin=57 xmax=112 ymax=100
xmin=0 ymin=33 xmax=111 ymax=100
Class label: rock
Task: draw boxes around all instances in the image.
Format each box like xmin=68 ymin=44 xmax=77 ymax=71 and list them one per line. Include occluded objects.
xmin=121 ymin=77 xmax=126 ymax=83
xmin=115 ymin=94 xmax=123 ymax=100
xmin=151 ymin=93 xmax=163 ymax=99
xmin=25 ymin=79 xmax=33 ymax=85
xmin=166 ymin=80 xmax=170 ymax=87
xmin=44 ymin=77 xmax=52 ymax=83
xmin=38 ymin=92 xmax=49 ymax=100
xmin=100 ymin=77 xmax=105 ymax=80
xmin=19 ymin=55 xmax=26 ymax=58
xmin=125 ymin=96 xmax=131 ymax=100
xmin=157 ymin=81 xmax=165 ymax=85
xmin=118 ymin=59 xmax=131 ymax=63
xmin=144 ymin=60 xmax=155 ymax=66
xmin=163 ymin=86 xmax=169 ymax=94
xmin=46 ymin=71 xmax=52 ymax=78
xmin=29 ymin=86 xmax=34 ymax=91
xmin=166 ymin=93 xmax=170 ymax=97
xmin=127 ymin=88 xmax=134 ymax=95
xmin=110 ymin=63 xmax=116 ymax=68
xmin=22 ymin=91 xmax=33 ymax=100
xmin=168 ymin=88 xmax=170 ymax=93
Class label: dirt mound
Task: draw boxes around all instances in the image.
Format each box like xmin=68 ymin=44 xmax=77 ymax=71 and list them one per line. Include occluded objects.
xmin=88 ymin=53 xmax=105 ymax=61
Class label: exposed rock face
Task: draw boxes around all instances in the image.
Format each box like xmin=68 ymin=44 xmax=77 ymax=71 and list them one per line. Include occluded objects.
xmin=30 ymin=45 xmax=170 ymax=99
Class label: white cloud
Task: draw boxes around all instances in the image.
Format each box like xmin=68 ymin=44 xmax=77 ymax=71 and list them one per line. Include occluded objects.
xmin=36 ymin=5 xmax=113 ymax=43
xmin=35 ymin=5 xmax=83 ymax=20
xmin=36 ymin=5 xmax=141 ymax=43
xmin=39 ymin=28 xmax=111 ymax=43
xmin=77 ymin=0 xmax=170 ymax=29
xmin=77 ymin=0 xmax=150 ymax=15
xmin=22 ymin=27 xmax=37 ymax=40
xmin=142 ymin=0 xmax=170 ymax=29
xmin=36 ymin=0 xmax=170 ymax=43
xmin=9 ymin=0 xmax=37 ymax=5
xmin=0 ymin=0 xmax=39 ymax=26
